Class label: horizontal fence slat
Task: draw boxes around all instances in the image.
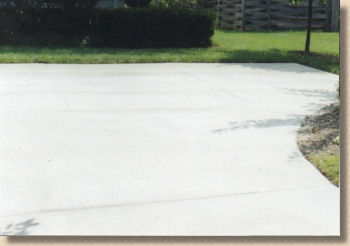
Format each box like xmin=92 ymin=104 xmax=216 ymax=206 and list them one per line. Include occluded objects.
xmin=200 ymin=0 xmax=329 ymax=30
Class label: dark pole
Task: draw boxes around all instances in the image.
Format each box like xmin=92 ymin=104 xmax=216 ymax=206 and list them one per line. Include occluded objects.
xmin=305 ymin=0 xmax=313 ymax=54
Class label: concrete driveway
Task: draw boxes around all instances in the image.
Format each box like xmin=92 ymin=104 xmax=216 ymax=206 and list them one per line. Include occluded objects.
xmin=0 ymin=63 xmax=339 ymax=235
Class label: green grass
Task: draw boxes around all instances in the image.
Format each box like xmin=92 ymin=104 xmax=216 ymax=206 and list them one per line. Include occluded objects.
xmin=0 ymin=30 xmax=339 ymax=73
xmin=309 ymin=152 xmax=340 ymax=186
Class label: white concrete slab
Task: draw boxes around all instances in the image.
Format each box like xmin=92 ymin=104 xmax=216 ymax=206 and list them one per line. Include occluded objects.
xmin=0 ymin=63 xmax=339 ymax=235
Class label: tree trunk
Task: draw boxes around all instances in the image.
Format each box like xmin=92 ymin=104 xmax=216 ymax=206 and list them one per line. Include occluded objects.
xmin=305 ymin=0 xmax=313 ymax=54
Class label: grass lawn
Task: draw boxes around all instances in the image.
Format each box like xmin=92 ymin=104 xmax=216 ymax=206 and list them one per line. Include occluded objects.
xmin=0 ymin=30 xmax=339 ymax=73
xmin=309 ymin=152 xmax=340 ymax=186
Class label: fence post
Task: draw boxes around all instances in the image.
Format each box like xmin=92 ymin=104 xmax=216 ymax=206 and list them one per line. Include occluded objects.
xmin=330 ymin=0 xmax=340 ymax=31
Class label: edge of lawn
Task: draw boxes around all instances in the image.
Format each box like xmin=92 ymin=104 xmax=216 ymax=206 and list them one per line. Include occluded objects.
xmin=0 ymin=47 xmax=339 ymax=74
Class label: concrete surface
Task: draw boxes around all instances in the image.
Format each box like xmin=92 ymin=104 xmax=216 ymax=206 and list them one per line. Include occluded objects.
xmin=0 ymin=63 xmax=339 ymax=235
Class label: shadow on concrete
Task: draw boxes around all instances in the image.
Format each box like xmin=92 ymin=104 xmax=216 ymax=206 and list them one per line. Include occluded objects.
xmin=212 ymin=115 xmax=303 ymax=133
xmin=216 ymin=49 xmax=339 ymax=74
xmin=0 ymin=218 xmax=39 ymax=235
xmin=279 ymin=88 xmax=337 ymax=101
xmin=212 ymin=117 xmax=301 ymax=133
xmin=286 ymin=150 xmax=304 ymax=163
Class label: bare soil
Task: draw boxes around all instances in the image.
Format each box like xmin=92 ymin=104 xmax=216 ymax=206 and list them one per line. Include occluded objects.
xmin=298 ymin=103 xmax=339 ymax=156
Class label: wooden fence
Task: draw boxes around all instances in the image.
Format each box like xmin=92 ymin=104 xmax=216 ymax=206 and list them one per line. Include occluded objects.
xmin=198 ymin=0 xmax=339 ymax=31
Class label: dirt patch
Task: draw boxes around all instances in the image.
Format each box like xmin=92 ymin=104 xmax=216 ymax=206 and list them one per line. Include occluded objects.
xmin=297 ymin=103 xmax=340 ymax=185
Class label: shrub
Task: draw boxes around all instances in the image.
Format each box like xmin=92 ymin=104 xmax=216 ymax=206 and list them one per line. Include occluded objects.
xmin=0 ymin=6 xmax=215 ymax=48
xmin=125 ymin=0 xmax=152 ymax=8
xmin=0 ymin=8 xmax=19 ymax=44
xmin=149 ymin=0 xmax=197 ymax=9
xmin=92 ymin=8 xmax=215 ymax=48
xmin=0 ymin=0 xmax=99 ymax=9
xmin=0 ymin=0 xmax=46 ymax=8
xmin=53 ymin=0 xmax=99 ymax=10
xmin=0 ymin=7 xmax=93 ymax=46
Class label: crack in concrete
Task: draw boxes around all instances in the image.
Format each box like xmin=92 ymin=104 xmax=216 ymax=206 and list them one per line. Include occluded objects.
xmin=0 ymin=185 xmax=324 ymax=218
